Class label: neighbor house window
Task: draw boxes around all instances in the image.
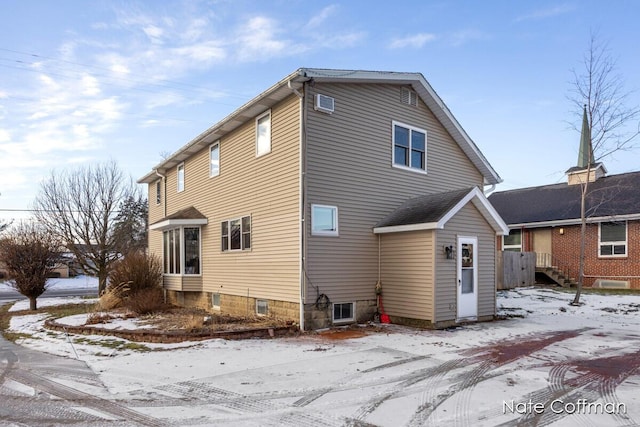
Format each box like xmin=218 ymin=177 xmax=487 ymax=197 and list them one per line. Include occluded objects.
xmin=392 ymin=121 xmax=426 ymax=172
xmin=311 ymin=204 xmax=338 ymax=236
xmin=162 ymin=227 xmax=200 ymax=275
xmin=599 ymin=221 xmax=627 ymax=257
xmin=256 ymin=111 xmax=271 ymax=157
xmin=256 ymin=299 xmax=268 ymax=316
xmin=503 ymin=229 xmax=522 ymax=252
xmin=333 ymin=302 xmax=354 ymax=323
xmin=156 ymin=180 xmax=161 ymax=205
xmin=177 ymin=163 xmax=185 ymax=192
xmin=221 ymin=215 xmax=251 ymax=251
xmin=210 ymin=142 xmax=220 ymax=177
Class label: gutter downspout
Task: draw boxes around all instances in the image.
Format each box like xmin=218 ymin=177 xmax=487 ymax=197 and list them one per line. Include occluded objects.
xmin=289 ymin=79 xmax=306 ymax=331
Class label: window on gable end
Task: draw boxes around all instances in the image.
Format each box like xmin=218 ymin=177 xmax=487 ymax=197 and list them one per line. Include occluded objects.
xmin=177 ymin=163 xmax=185 ymax=192
xmin=156 ymin=180 xmax=162 ymax=205
xmin=210 ymin=142 xmax=220 ymax=177
xmin=256 ymin=111 xmax=271 ymax=157
xmin=392 ymin=121 xmax=426 ymax=173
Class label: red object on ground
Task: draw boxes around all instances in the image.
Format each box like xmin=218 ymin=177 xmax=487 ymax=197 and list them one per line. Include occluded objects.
xmin=378 ymin=295 xmax=391 ymax=324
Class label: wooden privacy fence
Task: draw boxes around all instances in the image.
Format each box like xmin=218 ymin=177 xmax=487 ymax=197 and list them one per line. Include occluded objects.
xmin=497 ymin=251 xmax=536 ymax=290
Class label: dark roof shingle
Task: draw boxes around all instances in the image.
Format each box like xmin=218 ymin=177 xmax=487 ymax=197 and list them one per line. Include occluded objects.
xmin=487 ymin=171 xmax=640 ymax=225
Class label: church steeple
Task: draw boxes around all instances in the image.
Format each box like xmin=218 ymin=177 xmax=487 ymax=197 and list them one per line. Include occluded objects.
xmin=566 ymin=104 xmax=607 ymax=185
xmin=576 ymin=104 xmax=593 ymax=168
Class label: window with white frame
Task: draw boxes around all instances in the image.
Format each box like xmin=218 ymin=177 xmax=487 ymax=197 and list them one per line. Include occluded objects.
xmin=311 ymin=204 xmax=338 ymax=236
xmin=333 ymin=302 xmax=354 ymax=322
xmin=599 ymin=221 xmax=627 ymax=257
xmin=256 ymin=299 xmax=268 ymax=316
xmin=221 ymin=215 xmax=251 ymax=251
xmin=155 ymin=180 xmax=161 ymax=205
xmin=256 ymin=111 xmax=271 ymax=157
xmin=210 ymin=142 xmax=220 ymax=177
xmin=177 ymin=163 xmax=185 ymax=192
xmin=162 ymin=227 xmax=200 ymax=275
xmin=392 ymin=121 xmax=426 ymax=172
xmin=503 ymin=229 xmax=522 ymax=252
xmin=212 ymin=292 xmax=221 ymax=310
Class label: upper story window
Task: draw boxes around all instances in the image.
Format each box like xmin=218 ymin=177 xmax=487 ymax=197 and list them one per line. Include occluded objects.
xmin=155 ymin=180 xmax=161 ymax=205
xmin=162 ymin=227 xmax=201 ymax=275
xmin=177 ymin=163 xmax=185 ymax=192
xmin=256 ymin=111 xmax=271 ymax=157
xmin=599 ymin=221 xmax=627 ymax=257
xmin=311 ymin=204 xmax=338 ymax=236
xmin=392 ymin=121 xmax=426 ymax=173
xmin=221 ymin=215 xmax=251 ymax=251
xmin=210 ymin=142 xmax=220 ymax=177
xmin=503 ymin=229 xmax=522 ymax=252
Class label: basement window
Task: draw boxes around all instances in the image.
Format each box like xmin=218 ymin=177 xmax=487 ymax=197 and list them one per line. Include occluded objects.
xmin=256 ymin=299 xmax=268 ymax=316
xmin=333 ymin=302 xmax=354 ymax=323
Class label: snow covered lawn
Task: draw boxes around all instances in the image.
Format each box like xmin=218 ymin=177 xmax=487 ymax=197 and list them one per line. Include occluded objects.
xmin=4 ymin=286 xmax=640 ymax=426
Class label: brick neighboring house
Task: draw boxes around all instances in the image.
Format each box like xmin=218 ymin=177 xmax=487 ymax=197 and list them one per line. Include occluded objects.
xmin=488 ymin=165 xmax=640 ymax=289
xmin=138 ymin=68 xmax=508 ymax=330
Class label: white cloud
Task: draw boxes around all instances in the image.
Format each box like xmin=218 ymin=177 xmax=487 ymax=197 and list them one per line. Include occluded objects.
xmin=235 ymin=16 xmax=291 ymax=62
xmin=143 ymin=25 xmax=164 ymax=43
xmin=515 ymin=5 xmax=574 ymax=22
xmin=306 ymin=5 xmax=339 ymax=29
xmin=389 ymin=33 xmax=437 ymax=49
xmin=81 ymin=74 xmax=101 ymax=96
xmin=450 ymin=29 xmax=490 ymax=46
xmin=0 ymin=129 xmax=10 ymax=142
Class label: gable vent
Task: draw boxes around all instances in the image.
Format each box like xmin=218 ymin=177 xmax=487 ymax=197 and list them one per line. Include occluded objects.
xmin=314 ymin=94 xmax=335 ymax=114
xmin=401 ymin=87 xmax=418 ymax=107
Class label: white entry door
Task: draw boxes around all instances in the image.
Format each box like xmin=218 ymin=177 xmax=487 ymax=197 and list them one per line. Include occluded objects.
xmin=457 ymin=236 xmax=478 ymax=321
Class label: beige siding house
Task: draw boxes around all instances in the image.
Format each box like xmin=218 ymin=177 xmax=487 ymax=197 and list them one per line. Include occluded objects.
xmin=138 ymin=68 xmax=508 ymax=330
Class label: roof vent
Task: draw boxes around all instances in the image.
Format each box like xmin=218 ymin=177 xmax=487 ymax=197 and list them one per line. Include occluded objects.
xmin=401 ymin=87 xmax=418 ymax=107
xmin=314 ymin=94 xmax=335 ymax=114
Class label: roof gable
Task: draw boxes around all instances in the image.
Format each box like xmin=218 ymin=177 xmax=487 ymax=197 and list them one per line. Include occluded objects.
xmin=374 ymin=187 xmax=508 ymax=235
xmin=138 ymin=68 xmax=501 ymax=186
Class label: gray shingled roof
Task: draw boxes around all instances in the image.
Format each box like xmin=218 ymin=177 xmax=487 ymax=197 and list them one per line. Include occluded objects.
xmin=487 ymin=171 xmax=640 ymax=225
xmin=375 ymin=187 xmax=475 ymax=228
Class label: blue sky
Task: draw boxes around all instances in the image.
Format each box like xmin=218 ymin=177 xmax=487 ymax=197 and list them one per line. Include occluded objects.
xmin=1 ymin=1 xmax=639 ymax=222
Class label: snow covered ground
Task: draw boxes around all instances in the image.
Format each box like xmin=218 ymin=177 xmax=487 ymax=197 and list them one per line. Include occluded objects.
xmin=4 ymin=285 xmax=640 ymax=426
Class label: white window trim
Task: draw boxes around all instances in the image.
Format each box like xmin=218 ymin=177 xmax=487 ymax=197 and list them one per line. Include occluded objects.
xmin=256 ymin=110 xmax=271 ymax=157
xmin=502 ymin=229 xmax=522 ymax=252
xmin=311 ymin=204 xmax=339 ymax=236
xmin=162 ymin=226 xmax=202 ymax=277
xmin=177 ymin=163 xmax=185 ymax=192
xmin=332 ymin=302 xmax=355 ymax=323
xmin=221 ymin=215 xmax=252 ymax=252
xmin=155 ymin=180 xmax=161 ymax=205
xmin=209 ymin=141 xmax=220 ymax=178
xmin=212 ymin=292 xmax=221 ymax=310
xmin=598 ymin=221 xmax=628 ymax=258
xmin=391 ymin=120 xmax=427 ymax=174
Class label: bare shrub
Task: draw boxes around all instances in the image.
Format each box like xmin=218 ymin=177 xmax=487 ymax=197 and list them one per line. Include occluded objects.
xmin=108 ymin=251 xmax=162 ymax=296
xmin=125 ymin=287 xmax=165 ymax=315
xmin=97 ymin=282 xmax=130 ymax=310
xmin=85 ymin=312 xmax=115 ymax=325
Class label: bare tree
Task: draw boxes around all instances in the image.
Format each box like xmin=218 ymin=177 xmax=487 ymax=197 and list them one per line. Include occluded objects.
xmin=568 ymin=33 xmax=640 ymax=305
xmin=0 ymin=221 xmax=62 ymax=310
xmin=33 ymin=161 xmax=137 ymax=295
